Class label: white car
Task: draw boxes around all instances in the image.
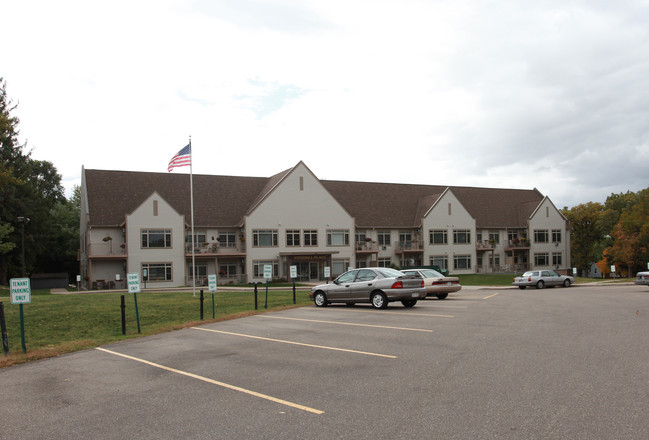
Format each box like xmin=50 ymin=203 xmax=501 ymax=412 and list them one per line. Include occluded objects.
xmin=400 ymin=268 xmax=461 ymax=299
xmin=513 ymin=270 xmax=575 ymax=289
xmin=635 ymin=271 xmax=649 ymax=286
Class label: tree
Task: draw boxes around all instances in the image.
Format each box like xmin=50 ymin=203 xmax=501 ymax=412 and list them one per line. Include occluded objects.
xmin=562 ymin=202 xmax=605 ymax=277
xmin=0 ymin=223 xmax=16 ymax=255
xmin=0 ymin=77 xmax=66 ymax=284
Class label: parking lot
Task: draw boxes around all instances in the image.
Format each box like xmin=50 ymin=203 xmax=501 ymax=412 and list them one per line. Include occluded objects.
xmin=2 ymin=284 xmax=649 ymax=439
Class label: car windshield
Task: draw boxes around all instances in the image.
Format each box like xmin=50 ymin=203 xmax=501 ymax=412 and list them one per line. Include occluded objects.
xmin=420 ymin=269 xmax=443 ymax=278
xmin=376 ymin=268 xmax=405 ymax=278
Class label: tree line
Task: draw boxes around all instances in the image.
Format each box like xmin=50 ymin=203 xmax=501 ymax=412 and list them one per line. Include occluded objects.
xmin=562 ymin=188 xmax=649 ymax=278
xmin=0 ymin=78 xmax=79 ymax=285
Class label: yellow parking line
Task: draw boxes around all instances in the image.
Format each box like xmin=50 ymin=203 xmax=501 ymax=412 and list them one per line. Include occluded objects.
xmin=256 ymin=315 xmax=433 ymax=332
xmin=191 ymin=327 xmax=397 ymax=359
xmin=483 ymin=292 xmax=500 ymax=300
xmin=95 ymin=347 xmax=324 ymax=414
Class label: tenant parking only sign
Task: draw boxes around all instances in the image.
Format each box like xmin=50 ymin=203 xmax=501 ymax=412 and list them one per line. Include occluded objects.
xmin=10 ymin=278 xmax=31 ymax=304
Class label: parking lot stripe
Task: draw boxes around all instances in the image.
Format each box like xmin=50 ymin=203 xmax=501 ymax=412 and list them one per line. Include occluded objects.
xmin=191 ymin=327 xmax=397 ymax=359
xmin=320 ymin=308 xmax=455 ymax=318
xmin=417 ymin=304 xmax=468 ymax=309
xmin=483 ymin=292 xmax=500 ymax=300
xmin=256 ymin=315 xmax=433 ymax=332
xmin=95 ymin=347 xmax=324 ymax=414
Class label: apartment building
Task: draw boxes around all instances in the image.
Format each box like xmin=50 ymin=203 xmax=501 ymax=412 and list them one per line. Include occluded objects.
xmin=79 ymin=161 xmax=570 ymax=288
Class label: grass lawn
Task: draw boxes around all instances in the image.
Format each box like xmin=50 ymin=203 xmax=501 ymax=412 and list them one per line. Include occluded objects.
xmin=0 ymin=286 xmax=312 ymax=368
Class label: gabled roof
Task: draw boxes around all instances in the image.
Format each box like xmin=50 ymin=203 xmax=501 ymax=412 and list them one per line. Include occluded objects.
xmin=84 ymin=165 xmax=546 ymax=229
xmin=84 ymin=169 xmax=268 ymax=227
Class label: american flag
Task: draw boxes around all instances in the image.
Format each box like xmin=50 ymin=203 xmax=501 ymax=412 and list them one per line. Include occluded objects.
xmin=168 ymin=144 xmax=191 ymax=172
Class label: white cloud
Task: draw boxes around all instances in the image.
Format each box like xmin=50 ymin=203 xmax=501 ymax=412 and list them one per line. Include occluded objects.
xmin=2 ymin=0 xmax=648 ymax=208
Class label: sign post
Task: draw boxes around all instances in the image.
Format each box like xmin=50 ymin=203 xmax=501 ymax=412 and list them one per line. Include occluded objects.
xmin=127 ymin=273 xmax=142 ymax=333
xmin=290 ymin=266 xmax=297 ymax=304
xmin=208 ymin=274 xmax=217 ymax=318
xmin=263 ymin=265 xmax=273 ymax=308
xmin=10 ymin=278 xmax=31 ymax=353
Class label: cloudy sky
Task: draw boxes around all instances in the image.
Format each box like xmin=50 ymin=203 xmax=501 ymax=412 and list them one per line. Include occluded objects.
xmin=2 ymin=0 xmax=648 ymax=209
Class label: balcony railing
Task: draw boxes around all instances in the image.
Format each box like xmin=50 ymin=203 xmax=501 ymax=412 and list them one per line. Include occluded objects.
xmin=88 ymin=242 xmax=126 ymax=257
xmin=396 ymin=241 xmax=423 ymax=252
xmin=185 ymin=242 xmax=245 ymax=255
xmin=356 ymin=242 xmax=378 ymax=252
xmin=505 ymin=240 xmax=531 ymax=249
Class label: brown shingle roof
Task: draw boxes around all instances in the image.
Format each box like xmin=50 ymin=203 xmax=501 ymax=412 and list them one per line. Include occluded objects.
xmin=84 ymin=166 xmax=545 ymax=229
xmin=84 ymin=169 xmax=269 ymax=227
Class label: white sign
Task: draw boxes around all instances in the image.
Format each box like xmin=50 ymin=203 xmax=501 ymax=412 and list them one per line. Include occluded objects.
xmin=263 ymin=265 xmax=273 ymax=280
xmin=76 ymin=274 xmax=81 ymax=282
xmin=572 ymin=268 xmax=577 ymax=276
xmin=10 ymin=278 xmax=31 ymax=304
xmin=610 ymin=265 xmax=616 ymax=273
xmin=208 ymin=274 xmax=217 ymax=292
xmin=127 ymin=273 xmax=141 ymax=293
xmin=290 ymin=265 xmax=297 ymax=279
xmin=115 ymin=274 xmax=121 ymax=281
xmin=324 ymin=266 xmax=331 ymax=278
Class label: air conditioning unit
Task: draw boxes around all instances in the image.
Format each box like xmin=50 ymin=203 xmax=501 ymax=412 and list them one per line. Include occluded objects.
xmin=381 ymin=246 xmax=387 ymax=250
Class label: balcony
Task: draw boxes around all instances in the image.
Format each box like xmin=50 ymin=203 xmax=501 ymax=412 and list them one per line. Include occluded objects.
xmin=356 ymin=241 xmax=379 ymax=253
xmin=395 ymin=241 xmax=423 ymax=254
xmin=504 ymin=239 xmax=531 ymax=250
xmin=185 ymin=242 xmax=246 ymax=256
xmin=88 ymin=242 xmax=126 ymax=258
xmin=476 ymin=240 xmax=496 ymax=250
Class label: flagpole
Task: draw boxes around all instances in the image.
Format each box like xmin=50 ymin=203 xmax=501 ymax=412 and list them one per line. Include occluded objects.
xmin=189 ymin=136 xmax=196 ymax=297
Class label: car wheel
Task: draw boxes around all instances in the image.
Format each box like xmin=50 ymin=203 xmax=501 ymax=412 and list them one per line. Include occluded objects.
xmin=401 ymin=299 xmax=417 ymax=308
xmin=371 ymin=292 xmax=388 ymax=309
xmin=518 ymin=286 xmax=526 ymax=290
xmin=563 ymin=279 xmax=571 ymax=287
xmin=436 ymin=292 xmax=449 ymax=300
xmin=314 ymin=291 xmax=328 ymax=307
xmin=536 ymin=280 xmax=545 ymax=289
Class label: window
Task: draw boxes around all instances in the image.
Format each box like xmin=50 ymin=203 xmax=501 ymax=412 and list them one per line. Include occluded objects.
xmin=552 ymin=252 xmax=562 ymax=266
xmin=355 ymin=232 xmax=366 ymax=243
xmin=399 ymin=232 xmax=412 ymax=247
xmin=454 ymin=255 xmax=471 ymax=270
xmin=534 ymin=230 xmax=549 ymax=243
xmin=453 ymin=230 xmax=471 ymax=244
xmin=535 ymin=253 xmax=549 ymax=266
xmin=304 ymin=230 xmax=318 ymax=246
xmin=327 ymin=230 xmax=349 ymax=246
xmin=218 ymin=231 xmax=236 ymax=247
xmin=477 ymin=232 xmax=483 ymax=243
xmin=378 ymin=257 xmax=392 ymax=268
xmin=429 ymin=230 xmax=448 ymax=245
xmin=377 ymin=231 xmax=391 ymax=246
xmin=488 ymin=231 xmax=499 ymax=244
xmin=189 ymin=263 xmax=207 ymax=279
xmin=219 ymin=264 xmax=237 ymax=277
xmin=253 ymin=260 xmax=278 ymax=277
xmin=356 ymin=269 xmax=377 ymax=282
xmin=430 ymin=255 xmax=448 ymax=270
xmin=489 ymin=254 xmax=501 ymax=266
xmin=332 ymin=259 xmax=349 ymax=276
xmin=508 ymin=230 xmax=518 ymax=241
xmin=552 ymin=229 xmax=562 ymax=243
xmin=142 ymin=230 xmax=172 ymax=248
xmin=253 ymin=230 xmax=278 ymax=247
xmin=286 ymin=230 xmax=301 ymax=247
xmin=186 ymin=232 xmax=206 ymax=245
xmin=142 ymin=263 xmax=172 ymax=281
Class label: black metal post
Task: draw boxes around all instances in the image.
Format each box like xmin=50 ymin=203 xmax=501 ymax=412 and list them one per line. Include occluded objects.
xmin=293 ymin=280 xmax=296 ymax=304
xmin=0 ymin=302 xmax=9 ymax=356
xmin=254 ymin=283 xmax=258 ymax=310
xmin=120 ymin=295 xmax=126 ymax=335
xmin=200 ymin=289 xmax=204 ymax=320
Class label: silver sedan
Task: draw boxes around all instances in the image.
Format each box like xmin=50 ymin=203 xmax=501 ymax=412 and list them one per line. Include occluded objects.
xmin=513 ymin=270 xmax=575 ymax=289
xmin=309 ymin=267 xmax=427 ymax=309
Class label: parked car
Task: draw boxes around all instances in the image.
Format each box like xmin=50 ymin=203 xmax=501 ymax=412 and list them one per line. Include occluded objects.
xmin=513 ymin=270 xmax=575 ymax=289
xmin=400 ymin=268 xmax=461 ymax=299
xmin=635 ymin=271 xmax=649 ymax=286
xmin=309 ymin=267 xmax=427 ymax=309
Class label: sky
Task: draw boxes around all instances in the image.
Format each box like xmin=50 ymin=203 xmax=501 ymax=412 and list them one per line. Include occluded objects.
xmin=2 ymin=0 xmax=649 ymax=209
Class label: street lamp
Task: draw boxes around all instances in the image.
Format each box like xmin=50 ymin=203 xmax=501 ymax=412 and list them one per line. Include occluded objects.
xmin=17 ymin=216 xmax=30 ymax=277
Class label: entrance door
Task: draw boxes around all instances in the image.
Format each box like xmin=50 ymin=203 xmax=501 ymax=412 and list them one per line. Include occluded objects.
xmin=309 ymin=262 xmax=319 ymax=281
